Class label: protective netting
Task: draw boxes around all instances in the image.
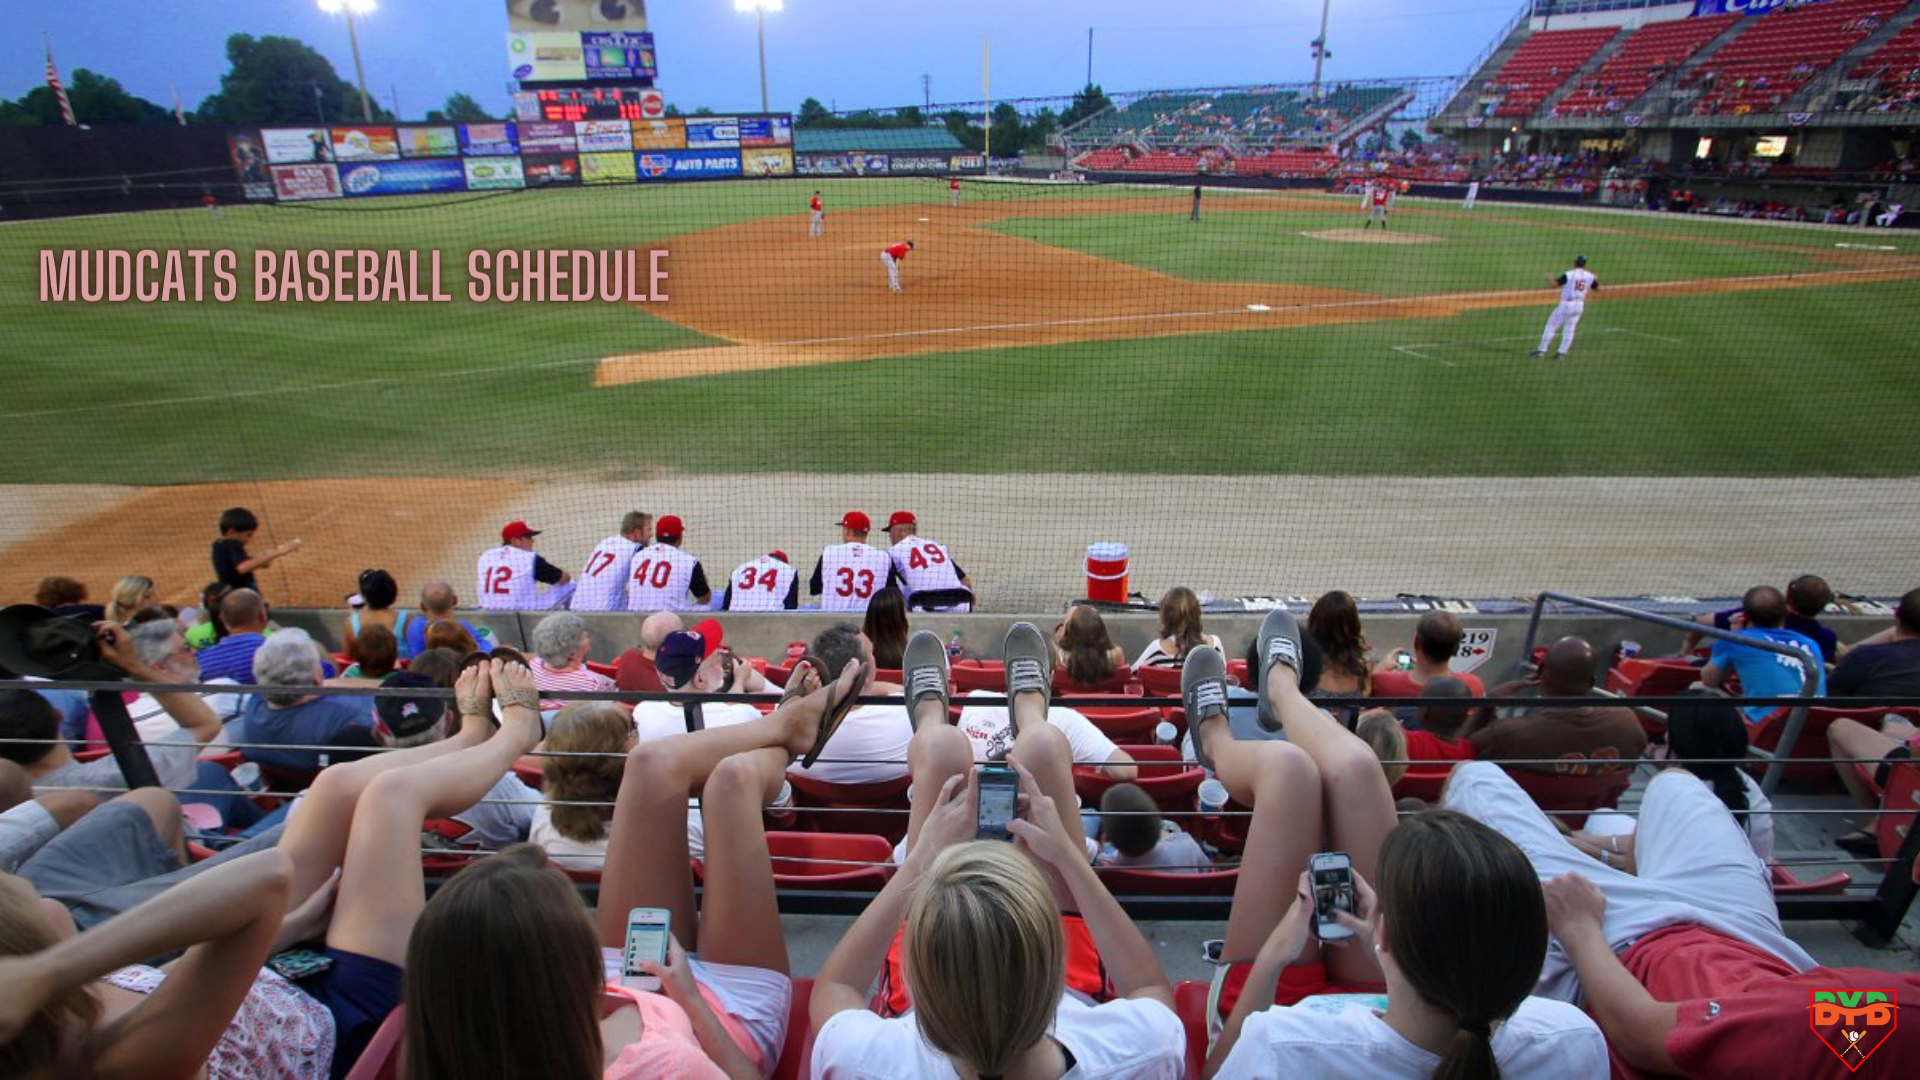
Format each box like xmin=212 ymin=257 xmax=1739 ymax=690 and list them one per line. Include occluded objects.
xmin=4 ymin=171 xmax=1919 ymax=612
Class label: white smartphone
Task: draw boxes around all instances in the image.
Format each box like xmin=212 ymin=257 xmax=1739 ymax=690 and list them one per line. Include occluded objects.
xmin=976 ymin=766 xmax=1019 ymax=841
xmin=1309 ymin=852 xmax=1357 ymax=941
xmin=620 ymin=907 xmax=671 ymax=992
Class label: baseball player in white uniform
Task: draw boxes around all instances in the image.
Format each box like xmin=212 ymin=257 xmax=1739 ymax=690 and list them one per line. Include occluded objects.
xmin=1463 ymin=179 xmax=1480 ymax=210
xmin=1532 ymin=254 xmax=1598 ymax=359
xmin=724 ymin=550 xmax=800 ymax=611
xmin=476 ymin=520 xmax=573 ymax=611
xmin=810 ymin=511 xmax=899 ymax=613
xmin=625 ymin=514 xmax=712 ymax=612
xmin=571 ymin=510 xmax=650 ymax=612
xmin=884 ymin=510 xmax=974 ymax=612
xmin=1363 ymin=181 xmax=1395 ymax=230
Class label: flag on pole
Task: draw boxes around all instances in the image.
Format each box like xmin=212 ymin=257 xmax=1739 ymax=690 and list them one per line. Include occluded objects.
xmin=171 ymin=78 xmax=187 ymax=125
xmin=43 ymin=34 xmax=77 ymax=126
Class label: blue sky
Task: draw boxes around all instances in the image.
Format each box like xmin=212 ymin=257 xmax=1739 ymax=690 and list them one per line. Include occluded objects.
xmin=7 ymin=1 xmax=1525 ymax=118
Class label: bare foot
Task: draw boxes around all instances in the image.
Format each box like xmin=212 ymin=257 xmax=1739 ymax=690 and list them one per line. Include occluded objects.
xmin=778 ymin=658 xmax=861 ymax=759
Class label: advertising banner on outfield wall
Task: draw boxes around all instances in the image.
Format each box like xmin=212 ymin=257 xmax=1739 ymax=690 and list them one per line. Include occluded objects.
xmin=581 ymin=150 xmax=639 ymax=184
xmin=459 ymin=123 xmax=519 ymax=157
xmin=331 ymin=126 xmax=401 ymax=162
xmin=741 ymin=148 xmax=794 ymax=177
xmin=269 ymin=163 xmax=342 ymax=201
xmin=229 ymin=132 xmax=270 ymax=184
xmin=738 ymin=115 xmax=793 ymax=147
xmin=796 ymin=154 xmax=846 ymax=175
xmin=686 ymin=117 xmax=742 ymax=148
xmin=635 ymin=149 xmax=742 ymax=180
xmin=518 ymin=121 xmax=577 ymax=154
xmin=949 ymin=154 xmax=986 ymax=172
xmin=576 ymin=119 xmax=634 ymax=152
xmin=262 ymin=127 xmax=333 ymax=164
xmin=632 ymin=118 xmax=687 ymax=149
xmin=523 ymin=154 xmax=581 ymax=186
xmin=1692 ymin=0 xmax=1800 ymax=15
xmin=888 ymin=155 xmax=949 ymax=174
xmin=463 ymin=157 xmax=527 ymax=190
xmin=399 ymin=126 xmax=459 ymax=158
xmin=339 ymin=158 xmax=467 ymax=196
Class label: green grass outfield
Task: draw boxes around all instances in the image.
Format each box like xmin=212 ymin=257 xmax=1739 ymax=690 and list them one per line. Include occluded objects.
xmin=3 ymin=178 xmax=1917 ymax=484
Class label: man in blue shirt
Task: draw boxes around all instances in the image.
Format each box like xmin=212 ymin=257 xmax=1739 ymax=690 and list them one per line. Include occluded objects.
xmin=195 ymin=589 xmax=271 ymax=683
xmin=403 ymin=580 xmax=493 ymax=657
xmin=231 ymin=627 xmax=372 ymax=769
xmin=1702 ymin=586 xmax=1826 ymax=723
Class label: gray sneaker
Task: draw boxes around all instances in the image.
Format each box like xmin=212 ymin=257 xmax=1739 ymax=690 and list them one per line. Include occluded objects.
xmin=902 ymin=631 xmax=950 ymax=720
xmin=1255 ymin=609 xmax=1305 ymax=732
xmin=1181 ymin=645 xmax=1231 ymax=772
xmin=1002 ymin=622 xmax=1053 ymax=740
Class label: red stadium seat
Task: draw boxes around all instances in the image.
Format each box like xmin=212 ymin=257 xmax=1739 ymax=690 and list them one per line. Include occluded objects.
xmin=786 ymin=772 xmax=913 ymax=843
xmin=1391 ymin=765 xmax=1456 ymax=803
xmin=1769 ymin=861 xmax=1852 ymax=896
xmin=1749 ymin=707 xmax=1920 ymax=784
xmin=343 ymin=1007 xmax=404 ymax=1080
xmin=1174 ymin=980 xmax=1212 ymax=1078
xmin=1097 ymin=865 xmax=1238 ymax=896
xmin=1054 ymin=665 xmax=1134 ymax=695
xmin=1134 ymin=665 xmax=1182 ymax=698
xmin=771 ymin=977 xmax=815 ymax=1080
xmin=1501 ymin=766 xmax=1632 ymax=831
xmin=1078 ymin=703 xmax=1163 ymax=744
xmin=1605 ymin=657 xmax=1701 ymax=698
xmin=585 ymin=660 xmax=618 ymax=678
xmin=951 ymin=662 xmax=1006 ymax=694
xmin=511 ymin=760 xmax=546 ymax=789
xmin=1873 ymin=756 xmax=1920 ymax=861
xmin=1073 ymin=744 xmax=1204 ymax=812
xmin=695 ymin=831 xmax=893 ymax=892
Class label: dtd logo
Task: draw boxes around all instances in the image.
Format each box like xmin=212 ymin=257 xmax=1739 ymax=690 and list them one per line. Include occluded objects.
xmin=1810 ymin=989 xmax=1897 ymax=1070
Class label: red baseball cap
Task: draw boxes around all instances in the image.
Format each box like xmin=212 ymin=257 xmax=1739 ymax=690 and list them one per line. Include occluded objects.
xmin=769 ymin=550 xmax=789 ymax=563
xmin=501 ymin=520 xmax=541 ymax=542
xmin=656 ymin=515 xmax=684 ymax=540
xmin=838 ymin=510 xmax=871 ymax=533
xmin=887 ymin=510 xmax=916 ymax=529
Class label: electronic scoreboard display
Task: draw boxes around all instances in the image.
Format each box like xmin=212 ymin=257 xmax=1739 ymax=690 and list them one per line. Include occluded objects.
xmin=525 ymin=87 xmax=664 ymax=122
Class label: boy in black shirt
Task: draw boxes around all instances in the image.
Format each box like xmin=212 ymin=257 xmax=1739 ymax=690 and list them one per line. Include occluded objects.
xmin=211 ymin=507 xmax=301 ymax=595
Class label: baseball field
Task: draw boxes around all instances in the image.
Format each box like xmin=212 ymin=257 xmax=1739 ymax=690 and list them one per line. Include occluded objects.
xmin=4 ymin=176 xmax=1919 ymax=609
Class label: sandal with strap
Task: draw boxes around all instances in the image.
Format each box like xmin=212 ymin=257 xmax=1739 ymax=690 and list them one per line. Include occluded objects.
xmin=800 ymin=659 xmax=868 ymax=769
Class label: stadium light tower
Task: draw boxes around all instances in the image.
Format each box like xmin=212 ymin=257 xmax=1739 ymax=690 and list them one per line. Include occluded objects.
xmin=734 ymin=0 xmax=784 ymax=114
xmin=1309 ymin=0 xmax=1332 ymax=103
xmin=318 ymin=0 xmax=377 ymax=122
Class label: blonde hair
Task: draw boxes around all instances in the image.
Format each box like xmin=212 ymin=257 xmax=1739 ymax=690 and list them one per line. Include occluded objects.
xmin=103 ymin=575 xmax=155 ymax=625
xmin=543 ymin=704 xmax=630 ymax=843
xmin=0 ymin=875 xmax=101 ymax=1077
xmin=905 ymin=843 xmax=1064 ymax=1075
xmin=1356 ymin=708 xmax=1410 ymax=786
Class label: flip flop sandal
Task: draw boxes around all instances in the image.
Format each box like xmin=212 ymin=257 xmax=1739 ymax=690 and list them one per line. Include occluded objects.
xmin=778 ymin=657 xmax=820 ymax=708
xmin=800 ymin=659 xmax=868 ymax=769
xmin=1001 ymin=622 xmax=1053 ymax=740
xmin=1835 ymin=830 xmax=1878 ymax=856
xmin=1182 ymin=646 xmax=1232 ymax=772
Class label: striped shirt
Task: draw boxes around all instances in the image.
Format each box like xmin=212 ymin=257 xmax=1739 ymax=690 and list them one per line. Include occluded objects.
xmin=529 ymin=657 xmax=616 ymax=711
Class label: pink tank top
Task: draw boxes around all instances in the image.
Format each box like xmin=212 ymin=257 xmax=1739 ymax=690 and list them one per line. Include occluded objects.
xmin=600 ymin=984 xmax=729 ymax=1079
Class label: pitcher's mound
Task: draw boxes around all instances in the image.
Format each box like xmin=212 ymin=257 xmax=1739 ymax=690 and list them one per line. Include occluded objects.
xmin=1303 ymin=229 xmax=1443 ymax=245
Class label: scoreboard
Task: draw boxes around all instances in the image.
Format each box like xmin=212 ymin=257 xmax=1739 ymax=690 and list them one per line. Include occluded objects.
xmin=520 ymin=87 xmax=666 ymax=122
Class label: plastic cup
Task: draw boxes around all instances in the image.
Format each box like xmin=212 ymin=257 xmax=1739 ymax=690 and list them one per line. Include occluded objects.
xmin=1199 ymin=778 xmax=1229 ymax=816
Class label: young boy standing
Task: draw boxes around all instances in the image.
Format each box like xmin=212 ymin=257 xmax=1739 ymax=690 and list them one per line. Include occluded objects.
xmin=211 ymin=507 xmax=301 ymax=596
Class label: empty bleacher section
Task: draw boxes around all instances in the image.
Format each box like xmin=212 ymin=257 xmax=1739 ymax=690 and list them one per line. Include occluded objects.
xmin=1484 ymin=27 xmax=1621 ymax=116
xmin=1683 ymin=0 xmax=1899 ymax=115
xmin=1554 ymin=13 xmax=1739 ymax=116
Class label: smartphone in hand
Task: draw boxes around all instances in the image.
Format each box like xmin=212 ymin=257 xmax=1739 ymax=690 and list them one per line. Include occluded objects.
xmin=976 ymin=765 xmax=1019 ymax=841
xmin=1310 ymin=852 xmax=1357 ymax=941
xmin=620 ymin=907 xmax=671 ymax=992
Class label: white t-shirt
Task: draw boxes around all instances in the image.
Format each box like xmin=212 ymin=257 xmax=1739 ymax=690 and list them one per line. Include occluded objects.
xmin=1213 ymin=995 xmax=1606 ymax=1080
xmin=1558 ymin=267 xmax=1597 ymax=305
xmin=726 ymin=556 xmax=797 ymax=612
xmin=573 ymin=534 xmax=643 ymax=612
xmin=818 ymin=542 xmax=893 ymax=612
xmin=125 ymin=683 xmax=244 ymax=742
xmin=627 ymin=543 xmax=704 ymax=612
xmin=789 ymin=704 xmax=912 ymax=786
xmin=1131 ymin=635 xmax=1223 ymax=671
xmin=887 ymin=536 xmax=967 ymax=606
xmin=812 ymin=994 xmax=1185 ymax=1079
xmin=476 ymin=545 xmax=538 ymax=610
xmin=956 ymin=690 xmax=1119 ymax=766
xmin=1098 ymin=825 xmax=1211 ymax=873
xmin=528 ymin=802 xmax=611 ymax=869
xmin=633 ymin=700 xmax=767 ymax=858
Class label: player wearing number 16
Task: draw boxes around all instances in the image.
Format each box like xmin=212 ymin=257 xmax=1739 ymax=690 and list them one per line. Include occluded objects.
xmin=725 ymin=550 xmax=800 ymax=611
xmin=811 ymin=510 xmax=899 ymax=613
xmin=625 ymin=514 xmax=713 ymax=613
xmin=571 ymin=511 xmax=652 ymax=612
xmin=885 ymin=510 xmax=975 ymax=612
xmin=476 ymin=520 xmax=572 ymax=611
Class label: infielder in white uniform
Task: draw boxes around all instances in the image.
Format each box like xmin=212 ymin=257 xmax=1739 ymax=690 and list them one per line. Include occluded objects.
xmin=1531 ymin=254 xmax=1598 ymax=359
xmin=476 ymin=519 xmax=573 ymax=611
xmin=724 ymin=550 xmax=800 ymax=611
xmin=625 ymin=514 xmax=712 ymax=612
xmin=1463 ymin=179 xmax=1480 ymax=210
xmin=571 ymin=510 xmax=651 ymax=612
xmin=810 ymin=510 xmax=898 ymax=613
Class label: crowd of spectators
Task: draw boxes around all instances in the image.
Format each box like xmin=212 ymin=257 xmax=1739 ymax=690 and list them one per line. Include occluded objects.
xmin=6 ymin=520 xmax=1920 ymax=1076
